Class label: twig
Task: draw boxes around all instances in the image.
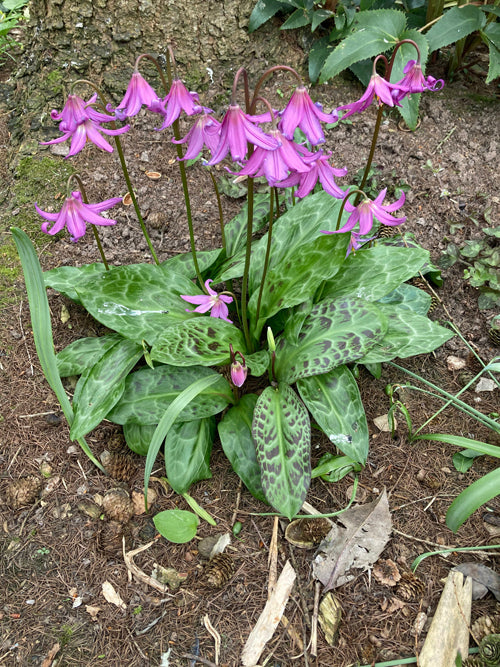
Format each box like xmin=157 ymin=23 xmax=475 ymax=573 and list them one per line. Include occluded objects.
xmin=433 ymin=125 xmax=456 ymax=154
xmin=6 ymin=445 xmax=22 ymax=472
xmin=182 ymin=654 xmax=217 ymax=667
xmin=123 ymin=540 xmax=174 ymax=595
xmin=268 ymin=516 xmax=279 ymax=597
xmin=126 ymin=628 xmax=149 ymax=661
xmin=393 ymin=528 xmax=457 ymax=550
xmin=310 ymin=581 xmax=321 ymax=658
xmin=203 ymin=615 xmax=221 ymax=665
xmin=230 ymin=479 xmax=242 ymax=526
xmin=135 ymin=610 xmax=169 ymax=635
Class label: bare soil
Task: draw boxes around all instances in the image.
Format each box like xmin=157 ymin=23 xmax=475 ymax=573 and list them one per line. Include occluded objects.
xmin=1 ymin=46 xmax=499 ymax=667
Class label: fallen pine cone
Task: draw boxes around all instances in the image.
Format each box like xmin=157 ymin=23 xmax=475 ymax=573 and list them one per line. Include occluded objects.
xmin=472 ymin=615 xmax=500 ymax=643
xmin=105 ymin=453 xmax=137 ymax=482
xmin=4 ymin=475 xmax=43 ymax=509
xmin=107 ymin=432 xmax=127 ymax=453
xmin=97 ymin=520 xmax=131 ymax=554
xmin=203 ymin=553 xmax=235 ymax=588
xmin=102 ymin=488 xmax=135 ymax=523
xmin=396 ymin=571 xmax=426 ymax=601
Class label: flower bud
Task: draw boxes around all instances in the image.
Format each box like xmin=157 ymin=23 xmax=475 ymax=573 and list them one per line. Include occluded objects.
xmin=231 ymin=360 xmax=247 ymax=388
xmin=267 ymin=327 xmax=276 ymax=352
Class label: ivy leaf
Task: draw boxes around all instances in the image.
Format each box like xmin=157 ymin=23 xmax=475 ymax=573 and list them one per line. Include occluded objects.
xmin=252 ymin=383 xmax=311 ymax=519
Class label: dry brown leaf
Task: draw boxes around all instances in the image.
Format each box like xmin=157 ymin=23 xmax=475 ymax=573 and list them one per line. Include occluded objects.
xmin=101 ymin=581 xmax=126 ymax=610
xmin=85 ymin=605 xmax=102 ymax=620
xmin=41 ymin=642 xmax=61 ymax=667
xmin=312 ymin=488 xmax=392 ymax=592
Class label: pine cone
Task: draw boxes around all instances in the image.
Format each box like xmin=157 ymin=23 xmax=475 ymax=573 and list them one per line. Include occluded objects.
xmin=102 ymin=488 xmax=135 ymax=523
xmin=408 ymin=276 xmax=439 ymax=313
xmin=105 ymin=453 xmax=137 ymax=482
xmin=488 ymin=322 xmax=500 ymax=347
xmin=472 ymin=615 xmax=500 ymax=642
xmin=377 ymin=225 xmax=397 ymax=239
xmin=464 ymin=634 xmax=500 ymax=667
xmin=203 ymin=553 xmax=235 ymax=588
xmin=396 ymin=571 xmax=426 ymax=601
xmin=97 ymin=520 xmax=131 ymax=554
xmin=5 ymin=475 xmax=43 ymax=509
xmin=107 ymin=432 xmax=127 ymax=453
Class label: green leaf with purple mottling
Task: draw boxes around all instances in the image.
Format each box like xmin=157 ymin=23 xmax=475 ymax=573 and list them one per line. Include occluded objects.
xmin=252 ymin=383 xmax=311 ymax=519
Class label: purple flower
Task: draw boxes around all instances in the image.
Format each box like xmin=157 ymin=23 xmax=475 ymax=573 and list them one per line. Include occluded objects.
xmin=278 ymin=150 xmax=347 ymax=199
xmin=279 ymin=86 xmax=338 ymax=145
xmin=41 ymin=118 xmax=130 ymax=158
xmin=172 ymin=112 xmax=221 ymax=160
xmin=112 ymin=70 xmax=164 ymax=118
xmin=230 ymin=128 xmax=310 ymax=185
xmin=229 ymin=345 xmax=247 ymax=387
xmin=346 ymin=231 xmax=376 ymax=257
xmin=157 ymin=79 xmax=202 ymax=130
xmin=35 ymin=191 xmax=122 ymax=242
xmin=336 ymin=74 xmax=403 ymax=120
xmin=323 ymin=188 xmax=406 ymax=236
xmin=49 ymin=93 xmax=116 ymax=133
xmin=181 ymin=279 xmax=233 ymax=323
xmin=392 ymin=60 xmax=444 ymax=103
xmin=207 ymin=105 xmax=279 ymax=165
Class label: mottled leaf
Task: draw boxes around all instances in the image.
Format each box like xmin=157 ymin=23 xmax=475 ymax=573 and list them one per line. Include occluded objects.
xmin=74 ymin=263 xmax=203 ymax=345
xmin=218 ymin=394 xmax=267 ymax=503
xmin=44 ymin=263 xmax=106 ymax=303
xmin=275 ymin=297 xmax=387 ymax=384
xmin=246 ymin=350 xmax=270 ymax=377
xmin=248 ymin=233 xmax=349 ymax=339
xmin=70 ymin=338 xmax=143 ymax=440
xmin=166 ymin=418 xmax=215 ymax=494
xmin=252 ymin=383 xmax=311 ymax=519
xmin=376 ymin=233 xmax=443 ymax=286
xmin=151 ymin=317 xmax=246 ymax=367
xmin=224 ymin=192 xmax=270 ymax=256
xmin=161 ymin=249 xmax=221 ymax=279
xmin=56 ymin=333 xmax=124 ymax=377
xmin=321 ymin=245 xmax=429 ymax=302
xmin=358 ymin=303 xmax=454 ymax=363
xmin=377 ymin=283 xmax=431 ymax=315
xmin=107 ymin=364 xmax=232 ymax=425
xmin=297 ymin=366 xmax=369 ymax=464
xmin=123 ymin=422 xmax=157 ymax=456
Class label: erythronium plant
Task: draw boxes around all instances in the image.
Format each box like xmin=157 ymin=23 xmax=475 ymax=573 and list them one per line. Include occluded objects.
xmin=14 ymin=41 xmax=453 ymax=521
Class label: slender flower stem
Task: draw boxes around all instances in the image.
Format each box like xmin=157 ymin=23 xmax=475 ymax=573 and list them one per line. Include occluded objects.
xmin=251 ymin=65 xmax=303 ymax=108
xmin=335 ymin=188 xmax=366 ymax=230
xmin=254 ymin=187 xmax=275 ymax=333
xmin=240 ymin=177 xmax=254 ymax=352
xmin=71 ymin=79 xmax=160 ymax=265
xmin=207 ymin=169 xmax=226 ymax=252
xmin=69 ymin=174 xmax=109 ymax=270
xmin=356 ymin=105 xmax=384 ymax=205
xmin=157 ymin=49 xmax=205 ymax=291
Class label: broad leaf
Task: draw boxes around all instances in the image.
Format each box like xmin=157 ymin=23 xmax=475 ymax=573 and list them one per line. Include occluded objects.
xmin=359 ymin=303 xmax=454 ymax=363
xmin=56 ymin=333 xmax=124 ymax=377
xmin=70 ymin=338 xmax=143 ymax=440
xmin=166 ymin=418 xmax=215 ymax=494
xmin=297 ymin=366 xmax=369 ymax=463
xmin=321 ymin=245 xmax=429 ymax=302
xmin=246 ymin=350 xmax=270 ymax=377
xmin=161 ymin=249 xmax=221 ymax=279
xmin=446 ymin=467 xmax=500 ymax=532
xmin=218 ymin=394 xmax=267 ymax=503
xmin=151 ymin=317 xmax=246 ymax=366
xmin=252 ymin=383 xmax=311 ymax=519
xmin=284 ymin=299 xmax=313 ymax=346
xmin=44 ymin=263 xmax=106 ymax=303
xmin=107 ymin=364 xmax=232 ymax=425
xmin=281 ymin=7 xmax=310 ymax=29
xmin=123 ymin=422 xmax=157 ymax=456
xmin=74 ymin=263 xmax=203 ymax=345
xmin=376 ymin=233 xmax=443 ymax=285
xmin=275 ymin=297 xmax=387 ymax=384
xmin=153 ymin=509 xmax=199 ymax=543
xmin=11 ymin=227 xmax=103 ymax=471
xmin=426 ymin=4 xmax=486 ymax=53
xmin=482 ymin=23 xmax=500 ymax=83
xmin=248 ymin=0 xmax=292 ymax=32
xmin=377 ymin=283 xmax=431 ymax=315
xmin=248 ymin=232 xmax=349 ymax=339
xmin=320 ymin=9 xmax=407 ymax=82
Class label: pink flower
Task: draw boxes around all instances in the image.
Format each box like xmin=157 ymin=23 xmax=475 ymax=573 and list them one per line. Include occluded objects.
xmin=278 ymin=86 xmax=338 ymax=145
xmin=346 ymin=231 xmax=376 ymax=257
xmin=392 ymin=60 xmax=444 ymax=103
xmin=181 ymin=279 xmax=233 ymax=323
xmin=230 ymin=128 xmax=310 ymax=185
xmin=336 ymin=74 xmax=402 ymax=120
xmin=172 ymin=113 xmax=221 ymax=160
xmin=208 ymin=105 xmax=279 ymax=165
xmin=157 ymin=79 xmax=202 ymax=129
xmin=112 ymin=70 xmax=164 ymax=118
xmin=41 ymin=117 xmax=130 ymax=158
xmin=322 ymin=188 xmax=406 ymax=236
xmin=35 ymin=191 xmax=122 ymax=242
xmin=278 ymin=150 xmax=347 ymax=199
xmin=229 ymin=345 xmax=247 ymax=387
xmin=49 ymin=93 xmax=116 ymax=133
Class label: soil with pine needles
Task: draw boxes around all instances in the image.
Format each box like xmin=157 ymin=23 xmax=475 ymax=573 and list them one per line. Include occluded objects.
xmin=1 ymin=43 xmax=499 ymax=667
